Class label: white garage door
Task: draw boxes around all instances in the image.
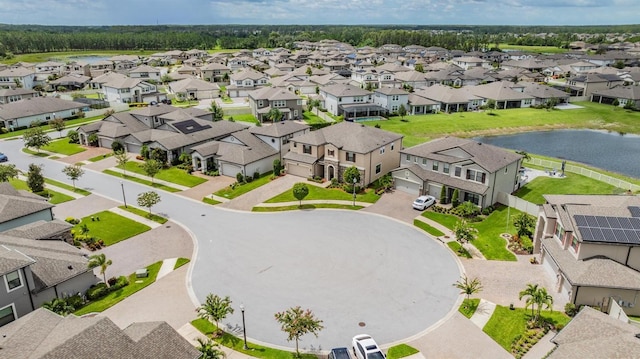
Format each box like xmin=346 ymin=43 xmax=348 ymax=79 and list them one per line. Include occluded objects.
xmin=287 ymin=163 xmax=311 ymax=178
xmin=222 ymin=163 xmax=242 ymax=177
xmin=542 ymin=252 xmax=559 ymax=279
xmin=127 ymin=144 xmax=142 ymax=155
xmin=394 ymin=178 xmax=421 ymax=196
xmin=428 ymin=184 xmax=442 ymax=198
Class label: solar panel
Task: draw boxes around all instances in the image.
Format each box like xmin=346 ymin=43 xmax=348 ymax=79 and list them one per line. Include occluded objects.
xmin=612 ymin=229 xmax=629 ymax=243
xmin=574 ymin=215 xmax=588 ymax=227
xmin=629 ymin=206 xmax=640 ymax=218
xmin=597 ymin=216 xmax=610 ymax=227
xmin=574 ymin=213 xmax=640 ymax=244
xmin=579 ymin=227 xmax=593 ymax=240
xmin=632 ymin=218 xmax=640 ymax=230
xmin=586 ymin=216 xmax=599 ymax=227
xmin=590 ymin=228 xmax=605 ymax=241
xmin=619 ymin=217 xmax=634 ymax=230
xmin=607 ymin=217 xmax=622 ymax=229
xmin=627 ymin=230 xmax=640 ymax=244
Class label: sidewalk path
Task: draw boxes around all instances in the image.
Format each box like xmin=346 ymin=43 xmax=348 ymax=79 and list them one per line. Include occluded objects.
xmin=107 ymin=167 xmax=190 ymax=191
xmin=218 ymin=175 xmax=300 ymax=211
xmin=108 ymin=206 xmax=162 ymax=229
xmin=157 ymin=258 xmax=178 ymax=280
xmin=469 ymin=299 xmax=497 ymax=329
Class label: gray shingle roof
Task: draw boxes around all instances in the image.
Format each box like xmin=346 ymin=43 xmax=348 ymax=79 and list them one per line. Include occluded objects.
xmin=0 ymin=97 xmax=86 ymax=121
xmin=397 ymin=164 xmax=489 ymax=195
xmin=291 ymin=122 xmax=402 ymax=154
xmin=0 ymin=244 xmax=35 ymax=275
xmin=1 ymin=219 xmax=72 ymax=240
xmin=592 ymin=85 xmax=640 ymax=100
xmin=321 ymin=84 xmax=371 ymax=97
xmin=169 ymin=78 xmax=220 ymax=92
xmin=249 ymin=121 xmax=309 ymax=137
xmin=0 ymin=183 xmax=53 ymax=224
xmin=192 ymin=129 xmax=278 ymax=166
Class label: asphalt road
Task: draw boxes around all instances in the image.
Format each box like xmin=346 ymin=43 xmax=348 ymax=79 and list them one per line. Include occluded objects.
xmin=1 ymin=137 xmax=462 ymax=349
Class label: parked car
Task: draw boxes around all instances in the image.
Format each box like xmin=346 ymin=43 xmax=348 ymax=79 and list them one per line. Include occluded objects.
xmin=0 ymin=152 xmax=8 ymax=162
xmin=412 ymin=195 xmax=435 ymax=210
xmin=329 ymin=347 xmax=352 ymax=359
xmin=352 ymin=334 xmax=385 ymax=359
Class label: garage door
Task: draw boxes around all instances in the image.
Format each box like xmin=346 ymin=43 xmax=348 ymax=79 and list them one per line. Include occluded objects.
xmin=221 ymin=163 xmax=242 ymax=177
xmin=394 ymin=178 xmax=421 ymax=196
xmin=287 ymin=163 xmax=311 ymax=178
xmin=428 ymin=184 xmax=442 ymax=198
xmin=542 ymin=251 xmax=559 ymax=279
xmin=100 ymin=138 xmax=113 ymax=149
xmin=127 ymin=143 xmax=142 ymax=155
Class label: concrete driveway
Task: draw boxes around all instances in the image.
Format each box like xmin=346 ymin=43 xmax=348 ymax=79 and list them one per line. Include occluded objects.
xmin=362 ymin=190 xmax=422 ymax=223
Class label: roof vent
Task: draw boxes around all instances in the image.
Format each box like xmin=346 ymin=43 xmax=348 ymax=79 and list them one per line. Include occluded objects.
xmin=67 ymin=265 xmax=73 ymax=270
xmin=635 ymin=333 xmax=640 ymax=339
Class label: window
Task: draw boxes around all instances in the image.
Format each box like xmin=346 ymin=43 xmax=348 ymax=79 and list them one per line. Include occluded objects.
xmin=464 ymin=192 xmax=480 ymax=206
xmin=432 ymin=161 xmax=439 ymax=171
xmin=406 ymin=154 xmax=410 ymax=161
xmin=303 ymin=145 xmax=312 ymax=154
xmin=414 ymin=156 xmax=418 ymax=163
xmin=272 ymin=100 xmax=286 ymax=108
xmin=258 ymin=100 xmax=264 ymax=107
xmin=346 ymin=152 xmax=356 ymax=162
xmin=422 ymin=158 xmax=427 ymax=165
xmin=375 ymin=164 xmax=381 ymax=174
xmin=466 ymin=169 xmax=486 ymax=183
xmin=391 ymin=143 xmax=394 ymax=151
xmin=443 ymin=163 xmax=450 ymax=174
xmin=571 ymin=236 xmax=580 ymax=252
xmin=524 ymin=99 xmax=532 ymax=105
xmin=0 ymin=304 xmax=16 ymax=327
xmin=354 ymin=96 xmax=365 ymax=103
xmin=391 ymin=95 xmax=399 ymax=101
xmin=379 ymin=146 xmax=385 ymax=155
xmin=328 ymin=149 xmax=335 ymax=157
xmin=454 ymin=167 xmax=462 ymax=177
xmin=555 ymin=224 xmax=564 ymax=240
xmin=391 ymin=105 xmax=398 ymax=112
xmin=5 ymin=270 xmax=22 ymax=291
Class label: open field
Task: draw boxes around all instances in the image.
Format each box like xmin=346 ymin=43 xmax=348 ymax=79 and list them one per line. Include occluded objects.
xmin=5 ymin=50 xmax=157 ymax=64
xmin=497 ymin=43 xmax=568 ymax=54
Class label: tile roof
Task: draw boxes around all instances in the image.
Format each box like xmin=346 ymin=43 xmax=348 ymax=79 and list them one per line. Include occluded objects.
xmin=0 ymin=97 xmax=86 ymax=120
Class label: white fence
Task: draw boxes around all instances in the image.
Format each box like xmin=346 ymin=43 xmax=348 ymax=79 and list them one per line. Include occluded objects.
xmin=526 ymin=158 xmax=640 ymax=192
xmin=496 ymin=192 xmax=539 ymax=216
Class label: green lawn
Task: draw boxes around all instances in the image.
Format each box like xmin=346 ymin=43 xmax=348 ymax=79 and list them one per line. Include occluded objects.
xmin=74 ymin=261 xmax=162 ymax=315
xmin=497 ymin=43 xmax=568 ymax=54
xmin=0 ymin=115 xmax=104 ymax=139
xmin=264 ymin=183 xmax=380 ymax=203
xmin=44 ymin=178 xmax=91 ymax=196
xmin=364 ymin=102 xmax=640 ymax=147
xmin=202 ymin=197 xmax=222 ymax=205
xmin=118 ymin=205 xmax=168 ymax=224
xmin=88 ymin=152 xmax=114 ymax=162
xmin=421 ymin=211 xmax=458 ymax=230
xmin=118 ymin=162 xmax=207 ymax=188
xmin=471 ymin=206 xmax=518 ymax=261
xmin=174 ymin=258 xmax=190 ymax=270
xmin=41 ymin=139 xmax=86 ymax=156
xmin=73 ymin=211 xmax=151 ymax=246
xmin=214 ymin=172 xmax=274 ymax=199
xmin=9 ymin=178 xmax=75 ymax=204
xmin=252 ymin=204 xmax=364 ymax=212
xmin=302 ymin=111 xmax=327 ymax=125
xmin=191 ymin=319 xmax=317 ymax=359
xmin=387 ymin=344 xmax=419 ymax=359
xmin=22 ymin=148 xmax=50 ymax=157
xmin=515 ymin=172 xmax=620 ymax=204
xmin=103 ymin=169 xmax=182 ymax=192
xmin=483 ymin=305 xmax=570 ymax=351
xmin=459 ymin=298 xmax=480 ymax=318
xmin=224 ymin=113 xmax=259 ymax=124
xmin=413 ymin=219 xmax=445 ymax=237
xmin=447 ymin=241 xmax=472 ymax=259
xmin=6 ymin=50 xmax=157 ymax=64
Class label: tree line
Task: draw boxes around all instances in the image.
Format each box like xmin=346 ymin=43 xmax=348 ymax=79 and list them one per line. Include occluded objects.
xmin=1 ymin=24 xmax=639 ymax=57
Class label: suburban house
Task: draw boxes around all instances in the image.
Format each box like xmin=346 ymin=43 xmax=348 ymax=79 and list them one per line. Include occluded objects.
xmin=319 ymin=84 xmax=383 ymax=119
xmin=283 ymin=122 xmax=403 ymax=185
xmin=128 ymin=64 xmax=163 ymax=82
xmin=591 ymin=86 xmax=640 ymax=108
xmin=412 ymin=84 xmax=481 ymax=112
xmin=0 ymin=182 xmax=56 ymax=233
xmin=0 ymin=67 xmax=36 ymax=89
xmin=227 ymin=68 xmax=269 ymax=97
xmin=452 ymin=56 xmax=489 ymax=70
xmin=468 ymin=81 xmax=535 ymax=109
xmin=407 ymin=93 xmax=441 ymax=115
xmin=0 ymin=97 xmax=86 ymax=130
xmin=201 ymin=63 xmax=231 ymax=83
xmin=391 ymin=137 xmax=523 ymax=208
xmin=247 ymin=87 xmax=303 ymax=122
xmin=373 ymin=87 xmax=410 ymax=114
xmin=102 ymin=77 xmax=166 ymax=104
xmin=515 ymin=82 xmax=571 ymax=106
xmin=0 ymin=88 xmax=38 ymax=104
xmin=533 ymin=194 xmax=640 ymax=315
xmin=564 ymin=73 xmax=624 ymax=97
xmin=34 ymin=61 xmax=66 ymax=76
xmin=169 ymin=78 xmax=220 ymax=101
xmin=0 ymin=308 xmax=201 ymax=358
xmin=48 ymin=73 xmax=92 ymax=91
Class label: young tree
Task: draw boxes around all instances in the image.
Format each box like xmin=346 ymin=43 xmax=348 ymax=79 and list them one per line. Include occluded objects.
xmin=115 ymin=150 xmax=130 ymax=176
xmin=343 ymin=166 xmax=360 ymax=186
xmin=273 ymin=159 xmax=282 ymax=176
xmin=210 ymin=101 xmax=224 ymax=121
xmin=196 ymin=338 xmax=226 ymax=359
xmin=451 ymin=188 xmax=460 ymax=207
xmin=62 ymin=164 xmax=84 ymax=189
xmin=414 ymin=63 xmax=424 ymax=73
xmin=457 ymin=201 xmax=479 ymax=218
xmin=453 ymin=275 xmax=483 ymax=304
xmin=49 ymin=117 xmax=65 ymax=138
xmin=196 ymin=294 xmax=235 ymax=335
xmin=142 ymin=159 xmax=162 ymax=184
xmin=67 ymin=130 xmax=80 ymax=144
xmin=274 ymin=306 xmax=324 ymax=356
xmin=439 ymin=185 xmax=448 ymax=204
xmin=23 ymin=124 xmax=51 ymax=153
xmin=111 ymin=141 xmax=125 ymax=153
xmin=513 ymin=213 xmax=536 ymax=238
xmin=266 ymin=107 xmax=282 ymax=123
xmin=486 ymin=99 xmax=496 ymax=114
xmin=26 ymin=163 xmax=45 ymax=193
xmin=137 ymin=191 xmax=161 ymax=214
xmin=0 ymin=164 xmax=19 ymax=182
xmin=293 ymin=183 xmax=309 ymax=206
xmin=519 ymin=283 xmax=540 ymax=319
xmin=398 ymin=104 xmax=407 ymax=120
xmin=453 ymin=219 xmax=478 ymax=247
xmin=88 ymin=253 xmax=112 ymax=286
xmin=515 ymin=150 xmax=531 ymax=162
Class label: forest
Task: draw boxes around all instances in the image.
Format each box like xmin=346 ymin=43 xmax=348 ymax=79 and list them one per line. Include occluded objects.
xmin=0 ymin=24 xmax=639 ymax=57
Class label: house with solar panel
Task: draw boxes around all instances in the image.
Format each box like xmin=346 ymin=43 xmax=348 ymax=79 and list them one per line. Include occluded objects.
xmin=533 ymin=194 xmax=640 ymax=316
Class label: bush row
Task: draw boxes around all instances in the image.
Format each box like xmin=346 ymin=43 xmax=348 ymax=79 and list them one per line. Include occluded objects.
xmin=86 ymin=276 xmax=130 ymax=300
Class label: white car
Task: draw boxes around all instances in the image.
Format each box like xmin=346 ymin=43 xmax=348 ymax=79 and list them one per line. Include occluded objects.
xmin=412 ymin=195 xmax=436 ymax=210
xmin=352 ymin=334 xmax=386 ymax=359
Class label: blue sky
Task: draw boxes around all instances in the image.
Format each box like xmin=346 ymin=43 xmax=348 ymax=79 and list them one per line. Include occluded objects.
xmin=0 ymin=0 xmax=637 ymax=26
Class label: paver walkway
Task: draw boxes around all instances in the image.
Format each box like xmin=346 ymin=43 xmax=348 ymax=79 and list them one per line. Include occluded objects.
xmin=469 ymin=299 xmax=497 ymax=329
xmin=218 ymin=174 xmax=301 ymax=211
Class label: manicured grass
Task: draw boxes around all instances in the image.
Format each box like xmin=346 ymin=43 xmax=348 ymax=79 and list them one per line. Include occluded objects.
xmin=447 ymin=241 xmax=472 ymax=259
xmin=88 ymin=152 xmax=114 ymax=162
xmin=252 ymin=204 xmax=364 ymax=212
xmin=387 ymin=344 xmax=419 ymax=359
xmin=224 ymin=113 xmax=259 ymax=124
xmin=483 ymin=305 xmax=570 ymax=351
xmin=6 ymin=50 xmax=157 ymax=65
xmin=191 ymin=319 xmax=317 ymax=359
xmin=41 ymin=139 xmax=86 ymax=155
xmin=174 ymin=257 xmax=190 ymax=270
xmin=118 ymin=162 xmax=207 ymax=188
xmin=264 ymin=183 xmax=380 ymax=203
xmin=44 ymin=178 xmax=91 ymax=196
xmin=172 ymin=100 xmax=199 ymax=108
xmin=118 ymin=205 xmax=168 ymax=224
xmin=459 ymin=298 xmax=481 ymax=318
xmin=302 ymin=111 xmax=327 ymax=125
xmin=9 ymin=178 xmax=75 ymax=204
xmin=202 ymin=197 xmax=221 ymax=205
xmin=413 ymin=219 xmax=445 ymax=237
xmin=214 ymin=172 xmax=274 ymax=199
xmin=0 ymin=115 xmax=104 ymax=139
xmin=73 ymin=211 xmax=151 ymax=246
xmin=22 ymin=148 xmax=49 ymax=157
xmin=103 ymin=170 xmax=182 ymax=192
xmin=471 ymin=206 xmax=518 ymax=261
xmin=421 ymin=211 xmax=458 ymax=230
xmin=497 ymin=43 xmax=568 ymax=54
xmin=365 ymin=102 xmax=640 ymax=147
xmin=74 ymin=261 xmax=162 ymax=315
xmin=515 ymin=172 xmax=620 ymax=204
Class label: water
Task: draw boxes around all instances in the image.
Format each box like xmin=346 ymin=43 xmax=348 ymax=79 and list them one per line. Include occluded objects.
xmin=475 ymin=129 xmax=640 ymax=179
xmin=66 ymin=55 xmax=110 ymax=64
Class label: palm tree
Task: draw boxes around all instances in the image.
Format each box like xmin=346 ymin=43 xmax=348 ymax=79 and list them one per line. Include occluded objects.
xmin=196 ymin=338 xmax=226 ymax=359
xmin=88 ymin=253 xmax=113 ymax=286
xmin=519 ymin=283 xmax=540 ymax=318
xmin=453 ymin=275 xmax=483 ymax=304
xmin=535 ymin=287 xmax=554 ymax=321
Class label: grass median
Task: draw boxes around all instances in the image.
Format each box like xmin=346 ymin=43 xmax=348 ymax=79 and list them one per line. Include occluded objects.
xmin=118 ymin=162 xmax=207 ymax=188
xmin=103 ymin=169 xmax=181 ymax=192
xmin=214 ymin=172 xmax=274 ymax=199
xmin=118 ymin=205 xmax=168 ymax=224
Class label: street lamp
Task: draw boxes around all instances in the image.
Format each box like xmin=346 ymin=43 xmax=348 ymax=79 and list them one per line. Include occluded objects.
xmin=352 ymin=176 xmax=357 ymax=206
xmin=120 ymin=181 xmax=127 ymax=208
xmin=240 ymin=304 xmax=248 ymax=350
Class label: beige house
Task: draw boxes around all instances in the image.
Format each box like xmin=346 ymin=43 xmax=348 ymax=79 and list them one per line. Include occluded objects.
xmin=533 ymin=194 xmax=640 ymax=316
xmin=248 ymin=87 xmax=303 ymax=122
xmin=283 ymin=122 xmax=402 ymax=185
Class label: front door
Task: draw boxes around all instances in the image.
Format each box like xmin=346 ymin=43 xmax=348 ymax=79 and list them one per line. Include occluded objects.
xmin=328 ymin=166 xmax=335 ymax=180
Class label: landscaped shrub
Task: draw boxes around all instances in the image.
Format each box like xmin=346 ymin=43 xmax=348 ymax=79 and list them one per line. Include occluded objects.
xmin=253 ymin=171 xmax=260 ymax=180
xmin=111 ymin=141 xmax=124 ymax=153
xmin=205 ymin=170 xmax=219 ymax=176
xmin=245 ymin=175 xmax=253 ymax=183
xmin=1 ymin=127 xmax=8 ymax=134
xmin=65 ymin=217 xmax=80 ymax=225
xmin=107 ymin=277 xmax=117 ymax=287
xmin=236 ymin=172 xmax=244 ymax=183
xmin=564 ymin=303 xmax=578 ymax=317
xmin=452 ymin=189 xmax=460 ymax=207
xmin=86 ymin=283 xmax=109 ymax=300
xmin=482 ymin=205 xmax=495 ymax=215
xmin=140 ymin=145 xmax=150 ymax=159
xmin=110 ymin=276 xmax=129 ymax=291
xmin=440 ymin=186 xmax=448 ymax=204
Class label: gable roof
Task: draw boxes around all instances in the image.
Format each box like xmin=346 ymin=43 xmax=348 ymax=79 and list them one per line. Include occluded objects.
xmin=0 ymin=183 xmax=53 ymax=224
xmin=0 ymin=97 xmax=85 ymax=120
xmin=169 ymin=78 xmax=220 ymax=92
xmin=292 ymin=121 xmax=402 ymax=154
xmin=413 ymin=84 xmax=480 ymax=104
xmin=468 ymin=81 xmax=533 ymax=101
xmin=321 ymin=84 xmax=371 ymax=98
xmin=592 ymin=85 xmax=640 ymax=100
xmin=0 ymin=243 xmax=35 ymax=275
xmin=249 ymin=121 xmax=310 ymax=137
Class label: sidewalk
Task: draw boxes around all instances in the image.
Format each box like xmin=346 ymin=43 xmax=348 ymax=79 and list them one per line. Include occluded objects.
xmin=108 ymin=206 xmax=162 ymax=229
xmin=469 ymin=299 xmax=497 ymax=329
xmin=17 ymin=175 xmax=84 ymax=199
xmin=107 ymin=167 xmax=190 ymax=191
xmin=253 ymin=199 xmax=372 ymax=208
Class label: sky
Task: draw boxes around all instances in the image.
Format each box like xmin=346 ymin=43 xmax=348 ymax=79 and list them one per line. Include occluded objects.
xmin=0 ymin=0 xmax=638 ymax=26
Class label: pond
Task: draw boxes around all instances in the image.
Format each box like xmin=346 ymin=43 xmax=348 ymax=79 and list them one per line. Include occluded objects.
xmin=475 ymin=129 xmax=640 ymax=179
xmin=66 ymin=55 xmax=110 ymax=64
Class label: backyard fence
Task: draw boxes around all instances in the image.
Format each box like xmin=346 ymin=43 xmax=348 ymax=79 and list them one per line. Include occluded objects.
xmin=526 ymin=158 xmax=640 ymax=192
xmin=497 ymin=192 xmax=539 ymax=217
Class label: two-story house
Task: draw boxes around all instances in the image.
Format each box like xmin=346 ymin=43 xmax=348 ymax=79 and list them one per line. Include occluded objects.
xmin=227 ymin=68 xmax=269 ymax=98
xmin=201 ymin=63 xmax=231 ymax=83
xmin=319 ymin=84 xmax=379 ymax=119
xmin=34 ymin=61 xmax=66 ymax=76
xmin=283 ymin=122 xmax=403 ymax=185
xmin=102 ymin=77 xmax=165 ymax=104
xmin=391 ymin=137 xmax=522 ymax=208
xmin=128 ymin=64 xmax=163 ymax=82
xmin=248 ymin=87 xmax=303 ymax=122
xmin=565 ymin=73 xmax=624 ymax=97
xmin=0 ymin=67 xmax=36 ymax=90
xmin=533 ymin=195 xmax=640 ymax=316
xmin=373 ymin=87 xmax=410 ymax=114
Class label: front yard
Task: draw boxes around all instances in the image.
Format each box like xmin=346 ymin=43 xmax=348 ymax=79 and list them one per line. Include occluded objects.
xmin=118 ymin=161 xmax=207 ymax=188
xmin=41 ymin=138 xmax=86 ymax=156
xmin=264 ymin=182 xmax=380 ymax=203
xmin=72 ymin=210 xmax=151 ymax=246
xmin=9 ymin=178 xmax=75 ymax=204
xmin=214 ymin=171 xmax=274 ymax=199
xmin=515 ymin=171 xmax=621 ymax=204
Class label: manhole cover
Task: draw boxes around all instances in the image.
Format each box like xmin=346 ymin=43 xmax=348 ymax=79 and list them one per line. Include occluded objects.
xmin=201 ymin=214 xmax=206 ymax=216
xmin=165 ymin=225 xmax=171 ymax=228
xmin=358 ymin=322 xmax=366 ymax=327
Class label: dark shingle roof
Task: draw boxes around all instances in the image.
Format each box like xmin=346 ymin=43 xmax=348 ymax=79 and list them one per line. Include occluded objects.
xmin=0 ymin=97 xmax=85 ymax=120
xmin=1 ymin=219 xmax=72 ymax=240
xmin=0 ymin=244 xmax=35 ymax=275
xmin=0 ymin=183 xmax=53 ymax=224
